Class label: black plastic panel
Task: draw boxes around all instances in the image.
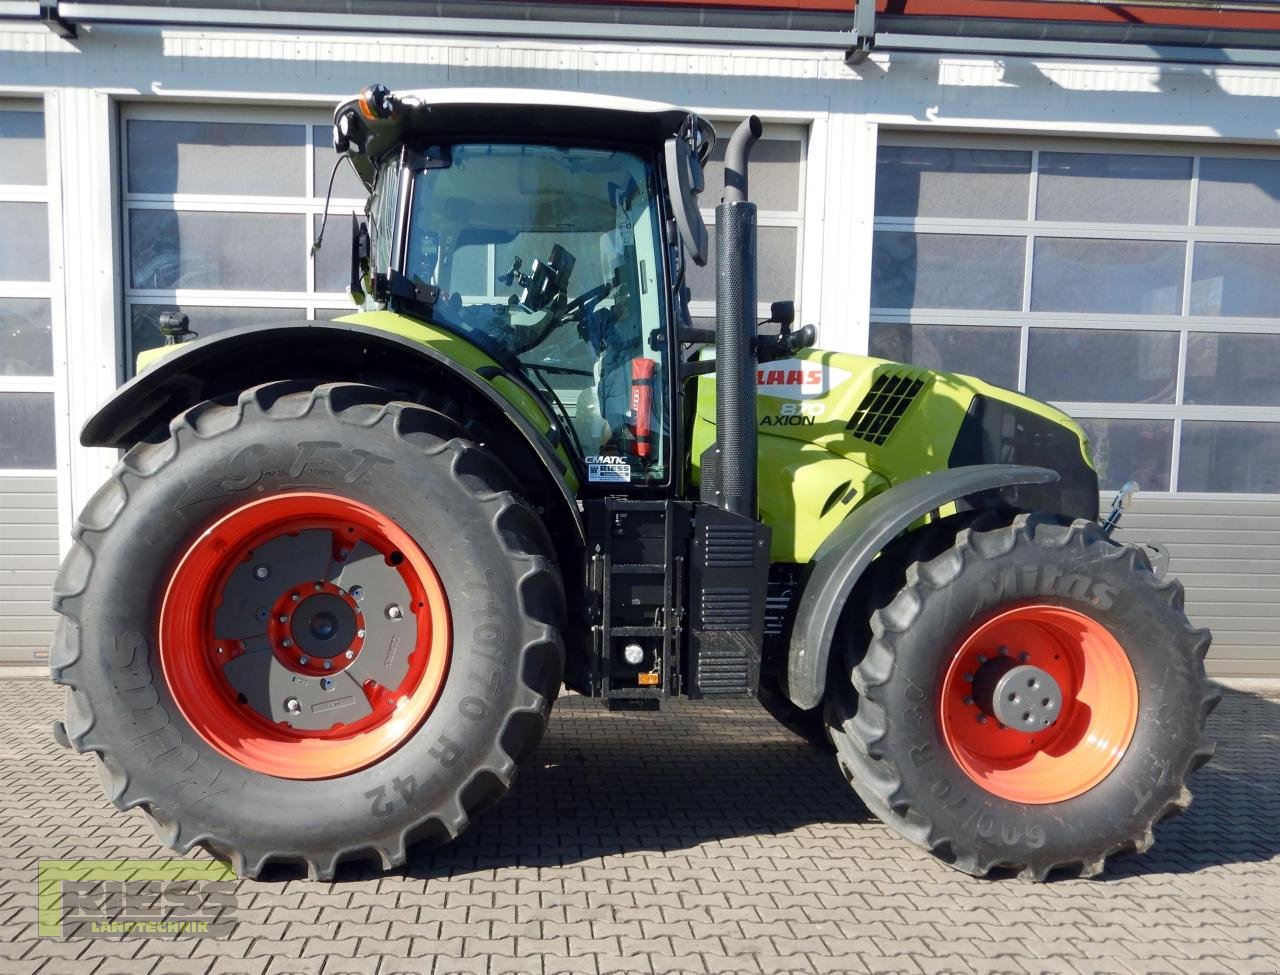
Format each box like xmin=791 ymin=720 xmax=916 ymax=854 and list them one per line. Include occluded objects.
xmin=948 ymin=394 xmax=1100 ymax=522
xmin=687 ymin=505 xmax=771 ymax=698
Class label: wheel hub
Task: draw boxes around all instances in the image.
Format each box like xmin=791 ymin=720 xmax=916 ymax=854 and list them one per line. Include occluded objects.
xmin=286 ymin=591 xmax=360 ymax=659
xmin=973 ymin=661 xmax=1062 ymax=731
xmin=159 ymin=492 xmax=452 ymax=780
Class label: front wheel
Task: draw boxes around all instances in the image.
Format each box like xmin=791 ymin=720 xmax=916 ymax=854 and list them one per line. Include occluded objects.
xmin=827 ymin=512 xmax=1220 ymax=879
xmin=50 ymin=382 xmax=565 ymax=879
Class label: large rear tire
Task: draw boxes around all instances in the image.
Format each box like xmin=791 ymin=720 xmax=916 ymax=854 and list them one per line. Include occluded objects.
xmin=827 ymin=512 xmax=1219 ymax=879
xmin=50 ymin=382 xmax=564 ymax=879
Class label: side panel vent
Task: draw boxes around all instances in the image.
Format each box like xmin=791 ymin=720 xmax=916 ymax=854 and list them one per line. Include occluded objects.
xmin=700 ymin=586 xmax=752 ymax=630
xmin=847 ymin=373 xmax=926 ymax=445
xmin=703 ymin=523 xmax=756 ymax=568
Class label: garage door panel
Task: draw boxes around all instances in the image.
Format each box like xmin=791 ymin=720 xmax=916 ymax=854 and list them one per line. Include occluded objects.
xmin=1184 ymin=602 xmax=1280 ymax=619
xmin=0 ymin=506 xmax=56 ymax=524
xmin=1111 ymin=494 xmax=1280 ymax=676
xmin=0 ymin=491 xmax=57 ymax=509
xmin=1208 ymin=659 xmax=1280 ymax=676
xmin=0 ymin=104 xmax=56 ymax=668
xmin=1180 ymin=581 xmax=1280 ymax=598
xmin=1143 ymin=529 xmax=1280 ymax=545
xmin=1119 ymin=512 xmax=1280 ymax=530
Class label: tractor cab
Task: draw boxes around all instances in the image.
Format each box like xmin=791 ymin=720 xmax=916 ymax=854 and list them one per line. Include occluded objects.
xmin=332 ymin=86 xmax=720 ymax=489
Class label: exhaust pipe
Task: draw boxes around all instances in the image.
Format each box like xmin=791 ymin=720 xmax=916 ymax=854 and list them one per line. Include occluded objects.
xmin=713 ymin=115 xmax=763 ymax=519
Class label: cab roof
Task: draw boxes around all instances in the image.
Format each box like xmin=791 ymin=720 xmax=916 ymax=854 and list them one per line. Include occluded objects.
xmin=334 ymin=86 xmax=715 ymax=188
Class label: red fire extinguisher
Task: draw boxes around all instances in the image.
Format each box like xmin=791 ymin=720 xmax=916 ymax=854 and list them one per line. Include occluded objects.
xmin=630 ymin=357 xmax=655 ymax=459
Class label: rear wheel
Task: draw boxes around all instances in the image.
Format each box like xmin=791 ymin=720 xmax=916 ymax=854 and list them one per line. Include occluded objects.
xmin=827 ymin=512 xmax=1219 ymax=879
xmin=51 ymin=382 xmax=564 ymax=879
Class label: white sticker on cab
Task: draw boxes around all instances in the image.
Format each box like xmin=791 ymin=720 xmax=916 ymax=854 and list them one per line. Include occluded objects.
xmin=586 ymin=455 xmax=632 ymax=483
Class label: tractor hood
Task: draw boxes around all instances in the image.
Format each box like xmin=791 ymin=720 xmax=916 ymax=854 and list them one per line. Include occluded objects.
xmin=691 ymin=348 xmax=1099 ymax=562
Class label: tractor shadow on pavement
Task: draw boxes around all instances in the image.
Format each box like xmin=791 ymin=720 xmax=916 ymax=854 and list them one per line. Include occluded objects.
xmin=351 ymin=695 xmax=870 ymax=883
xmin=319 ymin=688 xmax=1280 ymax=884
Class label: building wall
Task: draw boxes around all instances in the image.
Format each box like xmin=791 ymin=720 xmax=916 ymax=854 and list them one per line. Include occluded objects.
xmin=0 ymin=20 xmax=1277 ymax=674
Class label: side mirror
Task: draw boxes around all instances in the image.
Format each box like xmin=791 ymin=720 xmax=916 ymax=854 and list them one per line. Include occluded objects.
xmin=790 ymin=323 xmax=817 ymax=351
xmin=348 ymin=215 xmax=370 ymax=306
xmin=664 ymin=137 xmax=708 ymax=267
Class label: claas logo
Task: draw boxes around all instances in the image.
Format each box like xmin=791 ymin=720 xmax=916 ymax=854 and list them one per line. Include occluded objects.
xmin=755 ymin=358 xmax=849 ymax=400
xmin=758 ymin=367 xmax=823 ymax=388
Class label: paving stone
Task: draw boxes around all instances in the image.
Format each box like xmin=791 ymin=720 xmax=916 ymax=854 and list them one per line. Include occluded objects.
xmin=2 ymin=682 xmax=1277 ymax=975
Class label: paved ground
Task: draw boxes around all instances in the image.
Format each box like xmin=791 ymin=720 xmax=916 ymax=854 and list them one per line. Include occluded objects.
xmin=1 ymin=679 xmax=1277 ymax=975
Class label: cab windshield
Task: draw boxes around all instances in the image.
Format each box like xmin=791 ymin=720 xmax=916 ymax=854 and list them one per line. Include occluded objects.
xmin=405 ymin=143 xmax=669 ymax=485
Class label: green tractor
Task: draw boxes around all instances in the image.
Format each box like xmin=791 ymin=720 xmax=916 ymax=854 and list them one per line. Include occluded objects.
xmin=51 ymin=85 xmax=1218 ymax=881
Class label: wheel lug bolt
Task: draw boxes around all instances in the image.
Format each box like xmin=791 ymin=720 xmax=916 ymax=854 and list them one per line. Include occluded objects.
xmin=215 ymin=646 xmax=224 ymax=655
xmin=976 ymin=714 xmax=988 ymax=724
xmin=291 ymin=593 xmax=300 ymax=602
xmin=278 ymin=615 xmax=288 ymax=624
xmin=284 ymin=697 xmax=301 ymax=713
xmin=323 ymin=660 xmax=332 ymax=670
xmin=254 ymin=565 xmax=270 ymax=580
xmin=963 ymin=696 xmax=974 ymax=706
xmin=345 ymin=650 xmax=354 ymax=659
xmin=997 ymin=645 xmax=1008 ymax=656
xmin=356 ymin=629 xmax=366 ymax=639
xmin=977 ymin=654 xmax=988 ymax=664
xmin=963 ymin=673 xmax=974 ymax=683
xmin=282 ymin=639 xmax=292 ymax=648
xmin=1019 ymin=651 xmax=1030 ymax=662
xmin=314 ymin=583 xmax=323 ymax=591
xmin=298 ymin=655 xmax=308 ymax=665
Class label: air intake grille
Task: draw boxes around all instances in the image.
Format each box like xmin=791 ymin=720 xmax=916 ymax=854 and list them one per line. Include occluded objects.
xmin=847 ymin=373 xmax=926 ymax=445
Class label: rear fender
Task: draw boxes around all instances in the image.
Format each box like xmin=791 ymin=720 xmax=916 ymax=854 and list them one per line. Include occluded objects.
xmin=784 ymin=464 xmax=1059 ymax=710
xmin=82 ymin=321 xmax=585 ymax=547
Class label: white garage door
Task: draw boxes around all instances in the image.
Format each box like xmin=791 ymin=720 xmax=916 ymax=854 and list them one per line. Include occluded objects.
xmin=872 ymin=132 xmax=1280 ymax=677
xmin=0 ymin=100 xmax=58 ymax=665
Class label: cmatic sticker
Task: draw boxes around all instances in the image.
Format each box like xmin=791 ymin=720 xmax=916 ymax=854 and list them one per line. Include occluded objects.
xmin=586 ymin=455 xmax=631 ymax=483
xmin=756 ymin=358 xmax=851 ymax=400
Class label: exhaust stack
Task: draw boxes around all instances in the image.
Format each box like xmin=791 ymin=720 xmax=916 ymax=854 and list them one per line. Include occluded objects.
xmin=713 ymin=115 xmax=763 ymax=519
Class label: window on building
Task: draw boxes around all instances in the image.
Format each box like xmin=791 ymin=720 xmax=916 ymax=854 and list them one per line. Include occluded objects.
xmin=684 ymin=121 xmax=807 ymax=322
xmin=0 ymin=102 xmax=54 ymax=472
xmin=120 ymin=106 xmax=367 ymax=365
xmin=871 ymin=135 xmax=1280 ymax=495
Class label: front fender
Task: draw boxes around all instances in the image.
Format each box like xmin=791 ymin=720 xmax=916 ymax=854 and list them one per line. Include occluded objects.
xmin=785 ymin=464 xmax=1059 ymax=710
xmin=81 ymin=320 xmax=584 ymax=545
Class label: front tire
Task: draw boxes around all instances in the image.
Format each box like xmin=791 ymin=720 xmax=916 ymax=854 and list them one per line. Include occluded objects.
xmin=827 ymin=512 xmax=1220 ymax=879
xmin=50 ymin=382 xmax=565 ymax=879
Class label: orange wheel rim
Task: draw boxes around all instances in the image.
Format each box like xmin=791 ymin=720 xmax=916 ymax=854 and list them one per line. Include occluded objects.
xmin=159 ymin=492 xmax=450 ymax=779
xmin=939 ymin=604 xmax=1137 ymax=804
